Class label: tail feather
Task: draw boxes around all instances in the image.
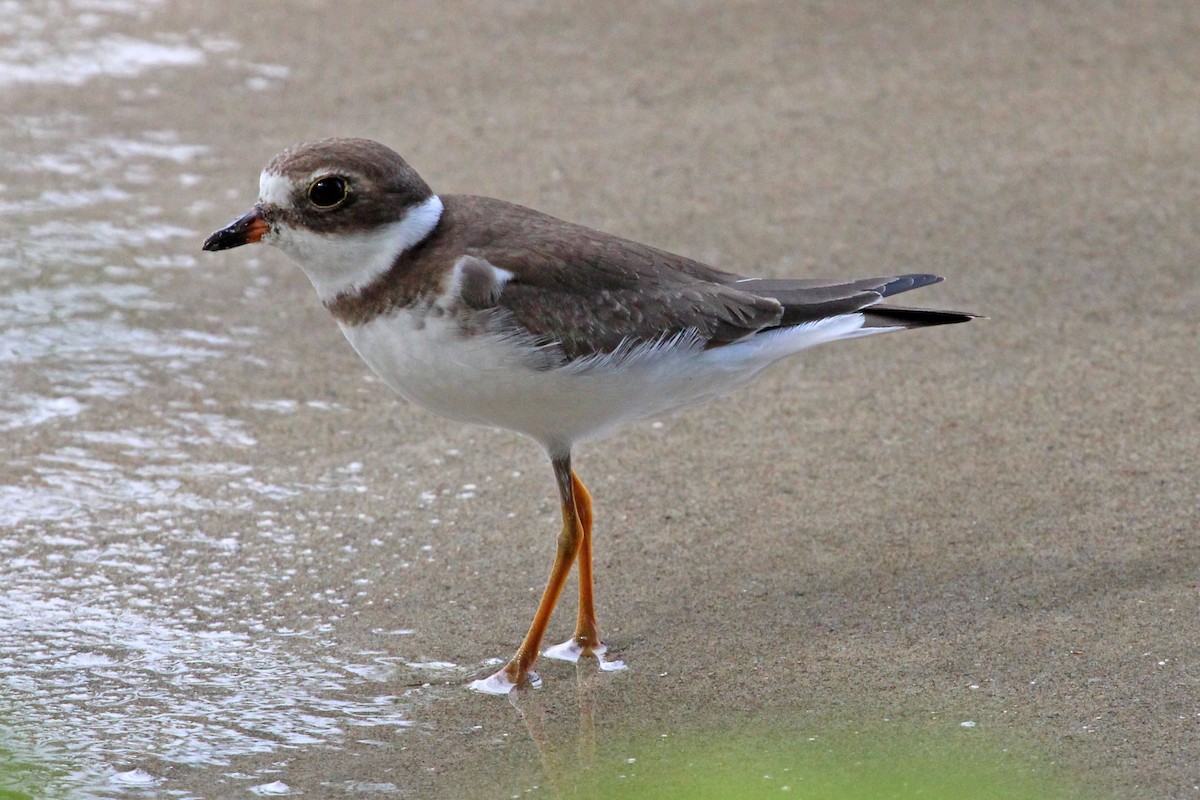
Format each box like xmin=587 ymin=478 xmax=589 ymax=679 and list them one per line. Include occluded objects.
xmin=862 ymin=305 xmax=977 ymax=329
xmin=733 ymin=273 xmax=975 ymax=331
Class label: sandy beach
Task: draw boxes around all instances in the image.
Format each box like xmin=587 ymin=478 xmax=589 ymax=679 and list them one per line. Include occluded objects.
xmin=2 ymin=2 xmax=1197 ymax=797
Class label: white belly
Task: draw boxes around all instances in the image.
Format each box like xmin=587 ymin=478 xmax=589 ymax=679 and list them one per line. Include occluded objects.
xmin=338 ymin=308 xmax=880 ymax=453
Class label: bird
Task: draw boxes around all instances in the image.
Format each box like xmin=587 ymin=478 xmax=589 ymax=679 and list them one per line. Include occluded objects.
xmin=203 ymin=137 xmax=974 ymax=694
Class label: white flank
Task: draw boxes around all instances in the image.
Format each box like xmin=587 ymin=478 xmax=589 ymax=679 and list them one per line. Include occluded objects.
xmin=338 ymin=308 xmax=894 ymax=454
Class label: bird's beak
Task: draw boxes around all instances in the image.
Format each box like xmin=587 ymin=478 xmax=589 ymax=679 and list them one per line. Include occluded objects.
xmin=202 ymin=206 xmax=268 ymax=251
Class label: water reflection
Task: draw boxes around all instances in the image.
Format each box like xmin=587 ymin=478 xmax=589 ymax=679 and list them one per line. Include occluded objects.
xmin=508 ymin=665 xmax=605 ymax=798
xmin=496 ymin=673 xmax=1085 ymax=800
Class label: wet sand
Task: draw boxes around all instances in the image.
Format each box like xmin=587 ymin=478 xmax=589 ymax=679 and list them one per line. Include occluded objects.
xmin=2 ymin=1 xmax=1198 ymax=797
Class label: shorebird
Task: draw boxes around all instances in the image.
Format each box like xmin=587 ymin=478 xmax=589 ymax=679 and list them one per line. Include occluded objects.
xmin=203 ymin=138 xmax=973 ymax=693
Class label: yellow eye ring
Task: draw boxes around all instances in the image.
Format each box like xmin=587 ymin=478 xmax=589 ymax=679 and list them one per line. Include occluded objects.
xmin=307 ymin=176 xmax=348 ymax=208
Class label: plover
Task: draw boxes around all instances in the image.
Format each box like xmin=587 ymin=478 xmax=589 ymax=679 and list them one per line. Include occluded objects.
xmin=203 ymin=138 xmax=974 ymax=694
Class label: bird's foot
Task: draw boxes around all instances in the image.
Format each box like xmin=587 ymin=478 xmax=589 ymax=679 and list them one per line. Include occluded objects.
xmin=544 ymin=636 xmax=627 ymax=672
xmin=468 ymin=665 xmax=542 ymax=696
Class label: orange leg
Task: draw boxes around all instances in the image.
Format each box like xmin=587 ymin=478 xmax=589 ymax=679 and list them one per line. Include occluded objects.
xmin=503 ymin=485 xmax=584 ymax=683
xmin=471 ymin=454 xmax=586 ymax=694
xmin=569 ymin=472 xmax=600 ymax=651
xmin=470 ymin=455 xmax=620 ymax=694
xmin=544 ymin=470 xmax=617 ymax=664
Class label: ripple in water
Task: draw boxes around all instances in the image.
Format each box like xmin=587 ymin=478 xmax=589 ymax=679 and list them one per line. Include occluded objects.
xmin=0 ymin=0 xmax=286 ymax=92
xmin=0 ymin=4 xmax=435 ymax=798
xmin=0 ymin=0 xmax=207 ymax=88
xmin=0 ymin=587 xmax=417 ymax=798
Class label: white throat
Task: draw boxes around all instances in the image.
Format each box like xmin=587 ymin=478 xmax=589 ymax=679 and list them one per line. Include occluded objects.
xmin=265 ymin=189 xmax=444 ymax=304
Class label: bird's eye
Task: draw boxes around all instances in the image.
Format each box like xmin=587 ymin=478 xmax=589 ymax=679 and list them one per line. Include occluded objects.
xmin=307 ymin=176 xmax=348 ymax=208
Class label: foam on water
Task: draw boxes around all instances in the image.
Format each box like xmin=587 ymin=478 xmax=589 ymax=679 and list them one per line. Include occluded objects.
xmin=0 ymin=0 xmax=199 ymax=87
xmin=250 ymin=780 xmax=294 ymax=796
xmin=0 ymin=0 xmax=281 ymax=96
xmin=0 ymin=395 xmax=86 ymax=431
xmin=0 ymin=541 xmax=422 ymax=797
xmin=42 ymin=37 xmax=204 ymax=84
xmin=0 ymin=5 xmax=450 ymax=798
xmin=110 ymin=768 xmax=159 ymax=787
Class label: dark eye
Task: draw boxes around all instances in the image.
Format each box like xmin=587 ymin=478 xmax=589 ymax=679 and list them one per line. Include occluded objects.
xmin=307 ymin=176 xmax=348 ymax=208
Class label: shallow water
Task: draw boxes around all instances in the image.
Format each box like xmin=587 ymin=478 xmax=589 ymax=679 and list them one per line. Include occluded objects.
xmin=0 ymin=4 xmax=434 ymax=797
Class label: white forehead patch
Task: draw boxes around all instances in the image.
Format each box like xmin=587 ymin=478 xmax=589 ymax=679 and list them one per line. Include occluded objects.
xmin=258 ymin=170 xmax=294 ymax=207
